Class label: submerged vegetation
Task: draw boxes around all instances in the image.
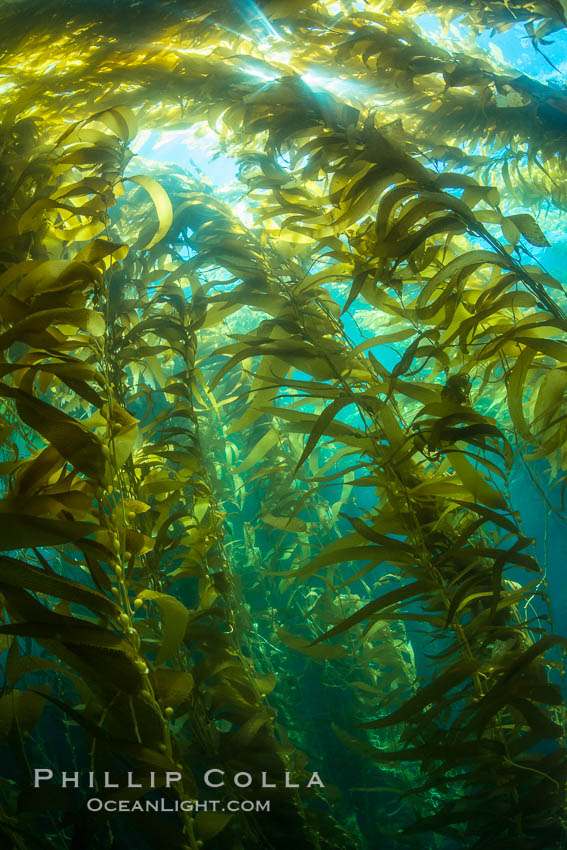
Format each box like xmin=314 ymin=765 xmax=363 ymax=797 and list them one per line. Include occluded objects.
xmin=0 ymin=0 xmax=566 ymax=847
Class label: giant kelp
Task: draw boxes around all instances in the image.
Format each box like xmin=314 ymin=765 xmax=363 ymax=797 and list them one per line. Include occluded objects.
xmin=0 ymin=1 xmax=566 ymax=849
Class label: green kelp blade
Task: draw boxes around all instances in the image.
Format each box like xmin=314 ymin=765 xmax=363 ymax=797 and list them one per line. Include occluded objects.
xmin=357 ymin=659 xmax=480 ymax=729
xmin=310 ymin=581 xmax=431 ymax=644
xmin=0 ymin=555 xmax=118 ymax=618
xmin=0 ymin=514 xmax=97 ymax=550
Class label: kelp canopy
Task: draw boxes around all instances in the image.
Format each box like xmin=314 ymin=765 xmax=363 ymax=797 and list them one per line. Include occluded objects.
xmin=0 ymin=1 xmax=566 ymax=848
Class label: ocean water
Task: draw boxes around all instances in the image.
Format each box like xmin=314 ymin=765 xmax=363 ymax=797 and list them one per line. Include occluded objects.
xmin=0 ymin=2 xmax=566 ymax=849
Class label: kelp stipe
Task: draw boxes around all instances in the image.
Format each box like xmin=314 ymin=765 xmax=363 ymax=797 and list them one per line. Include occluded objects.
xmin=202 ymin=210 xmax=567 ymax=848
xmin=0 ymin=113 xmax=354 ymax=849
xmin=0 ymin=2 xmax=566 ymax=849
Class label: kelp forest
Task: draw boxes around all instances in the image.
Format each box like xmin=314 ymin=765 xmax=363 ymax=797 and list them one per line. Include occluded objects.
xmin=0 ymin=1 xmax=566 ymax=848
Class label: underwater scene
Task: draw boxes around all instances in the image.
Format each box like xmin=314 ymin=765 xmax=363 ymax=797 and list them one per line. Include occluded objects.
xmin=0 ymin=1 xmax=567 ymax=848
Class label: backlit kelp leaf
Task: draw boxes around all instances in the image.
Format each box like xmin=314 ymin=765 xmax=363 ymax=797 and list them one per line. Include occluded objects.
xmin=121 ymin=498 xmax=151 ymax=516
xmin=473 ymin=545 xmax=540 ymax=573
xmin=304 ymin=174 xmax=392 ymax=239
xmin=385 ymin=377 xmax=441 ymax=406
xmin=446 ymin=451 xmax=508 ymax=509
xmin=291 ymin=542 xmax=386 ymax=582
xmin=265 ymin=407 xmax=373 ymax=454
xmin=255 ymin=671 xmax=277 ymax=696
xmin=3 ymin=260 xmax=100 ymax=301
xmin=9 ymin=359 xmax=105 ymax=404
xmin=443 ymin=579 xmax=538 ymax=629
xmin=344 ymin=515 xmax=414 ymax=552
xmin=451 ymin=500 xmax=521 ymax=535
xmin=505 ymin=348 xmax=537 ymax=440
xmin=515 ymin=335 xmax=567 ymax=362
xmin=376 ymin=214 xmax=465 ymax=259
xmin=91 ymin=105 xmax=138 ymax=144
xmin=121 ymin=316 xmax=185 ymax=348
xmin=136 ymin=590 xmax=190 ymax=664
xmin=17 ymin=198 xmax=101 ymax=234
xmin=0 ymin=384 xmax=106 ymax=480
xmin=210 ymin=339 xmax=337 ymax=389
xmin=30 ymin=490 xmax=92 ymax=523
xmin=426 ymin=422 xmax=512 ymax=469
xmin=357 ymin=658 xmax=480 ymax=729
xmin=275 ymin=627 xmax=347 ymax=659
xmin=0 ymin=307 xmax=105 ymax=349
xmin=124 ymin=529 xmax=154 ymax=556
xmin=263 ymin=512 xmax=308 ymax=533
xmin=235 ymin=428 xmax=280 ymax=473
xmin=294 ymin=396 xmax=356 ymax=471
xmin=0 ymin=514 xmax=96 ymax=550
xmin=415 ymin=250 xmax=510 ymax=313
xmin=125 ymin=175 xmax=173 ymax=249
xmin=109 ymin=422 xmax=139 ymax=472
xmin=55 ymin=144 xmax=122 ymax=174
xmin=56 ymin=107 xmax=135 ymax=147
xmin=310 ymin=581 xmax=431 ymax=644
xmin=352 ymin=328 xmax=417 ymax=353
xmin=0 ymin=556 xmax=118 ymax=618
xmin=506 ymin=214 xmax=551 ymax=247
xmin=476 ymin=318 xmax=567 ymax=369
xmin=225 ymin=354 xmax=292 ymax=434
xmin=533 ymin=369 xmax=567 ymax=435
xmin=152 ymin=669 xmax=194 ymax=707
xmin=74 ymin=237 xmax=129 ymax=269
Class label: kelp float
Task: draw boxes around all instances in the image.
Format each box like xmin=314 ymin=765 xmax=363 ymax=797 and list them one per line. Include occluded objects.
xmin=0 ymin=1 xmax=566 ymax=849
